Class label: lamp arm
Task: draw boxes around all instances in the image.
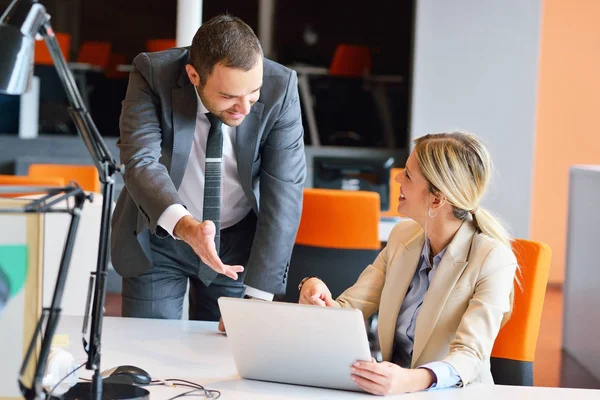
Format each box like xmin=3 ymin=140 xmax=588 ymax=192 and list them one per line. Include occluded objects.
xmin=1 ymin=2 xmax=142 ymax=399
xmin=38 ymin=19 xmax=122 ymax=182
xmin=34 ymin=14 xmax=125 ymax=399
xmin=14 ymin=186 xmax=89 ymax=400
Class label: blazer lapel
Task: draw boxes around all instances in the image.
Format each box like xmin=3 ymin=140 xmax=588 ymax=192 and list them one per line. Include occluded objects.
xmin=171 ymin=70 xmax=197 ymax=190
xmin=378 ymin=229 xmax=425 ymax=362
xmin=411 ymin=219 xmax=476 ymax=366
xmin=235 ymin=101 xmax=264 ymax=212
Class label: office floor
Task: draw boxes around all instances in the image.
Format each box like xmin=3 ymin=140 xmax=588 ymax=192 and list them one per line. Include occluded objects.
xmin=533 ymin=286 xmax=600 ymax=389
xmin=104 ymin=286 xmax=600 ymax=389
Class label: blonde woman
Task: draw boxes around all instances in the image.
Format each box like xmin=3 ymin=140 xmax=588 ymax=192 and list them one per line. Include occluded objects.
xmin=299 ymin=132 xmax=518 ymax=395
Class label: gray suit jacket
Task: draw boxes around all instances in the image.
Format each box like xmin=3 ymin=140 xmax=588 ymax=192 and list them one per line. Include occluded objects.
xmin=110 ymin=48 xmax=306 ymax=295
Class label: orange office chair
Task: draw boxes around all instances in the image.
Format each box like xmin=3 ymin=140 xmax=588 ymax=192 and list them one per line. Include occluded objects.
xmin=281 ymin=188 xmax=381 ymax=303
xmin=0 ymin=174 xmax=66 ymax=198
xmin=76 ymin=41 xmax=112 ymax=69
xmin=329 ymin=44 xmax=372 ymax=77
xmin=28 ymin=164 xmax=100 ymax=193
xmin=490 ymin=239 xmax=552 ymax=386
xmin=145 ymin=39 xmax=176 ymax=53
xmin=381 ymin=167 xmax=405 ymax=218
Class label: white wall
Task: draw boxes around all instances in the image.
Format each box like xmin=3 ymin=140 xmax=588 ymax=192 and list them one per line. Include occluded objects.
xmin=410 ymin=0 xmax=542 ymax=238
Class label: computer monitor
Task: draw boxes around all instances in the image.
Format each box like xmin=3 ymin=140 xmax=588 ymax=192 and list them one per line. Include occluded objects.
xmin=313 ymin=156 xmax=394 ymax=211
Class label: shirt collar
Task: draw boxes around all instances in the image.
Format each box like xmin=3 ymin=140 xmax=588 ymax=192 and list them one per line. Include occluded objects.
xmin=420 ymin=237 xmax=447 ymax=272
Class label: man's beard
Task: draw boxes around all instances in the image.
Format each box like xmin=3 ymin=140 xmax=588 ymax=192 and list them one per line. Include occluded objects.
xmin=196 ymin=86 xmax=245 ymax=127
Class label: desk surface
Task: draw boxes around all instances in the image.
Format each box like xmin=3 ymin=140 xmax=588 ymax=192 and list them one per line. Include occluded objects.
xmin=290 ymin=64 xmax=404 ymax=84
xmin=56 ymin=316 xmax=599 ymax=399
xmin=67 ymin=62 xmax=104 ymax=73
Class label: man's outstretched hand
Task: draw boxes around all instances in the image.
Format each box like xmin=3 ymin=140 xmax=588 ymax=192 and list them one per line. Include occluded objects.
xmin=174 ymin=216 xmax=244 ymax=280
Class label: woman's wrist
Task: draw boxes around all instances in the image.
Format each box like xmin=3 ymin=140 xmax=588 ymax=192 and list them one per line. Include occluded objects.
xmin=298 ymin=276 xmax=321 ymax=293
xmin=410 ymin=368 xmax=436 ymax=392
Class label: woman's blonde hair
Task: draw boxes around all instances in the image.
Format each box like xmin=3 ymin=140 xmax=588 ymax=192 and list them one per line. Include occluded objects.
xmin=413 ymin=132 xmax=517 ymax=325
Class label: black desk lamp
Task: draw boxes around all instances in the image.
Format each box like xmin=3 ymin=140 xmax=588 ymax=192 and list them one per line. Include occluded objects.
xmin=0 ymin=1 xmax=148 ymax=399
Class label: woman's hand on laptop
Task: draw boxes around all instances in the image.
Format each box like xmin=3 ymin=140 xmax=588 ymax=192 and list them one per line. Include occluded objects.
xmin=350 ymin=359 xmax=436 ymax=395
xmin=299 ymin=278 xmax=339 ymax=307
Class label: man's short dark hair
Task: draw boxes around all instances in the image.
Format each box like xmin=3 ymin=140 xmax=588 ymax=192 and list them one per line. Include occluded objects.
xmin=190 ymin=14 xmax=263 ymax=86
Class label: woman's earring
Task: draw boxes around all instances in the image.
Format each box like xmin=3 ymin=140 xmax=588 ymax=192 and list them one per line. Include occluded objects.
xmin=428 ymin=208 xmax=438 ymax=218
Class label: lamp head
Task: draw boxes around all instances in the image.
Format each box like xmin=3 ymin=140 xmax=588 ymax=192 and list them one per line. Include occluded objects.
xmin=0 ymin=0 xmax=47 ymax=95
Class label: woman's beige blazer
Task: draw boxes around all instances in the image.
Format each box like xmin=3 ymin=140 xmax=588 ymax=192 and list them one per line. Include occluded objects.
xmin=336 ymin=218 xmax=517 ymax=385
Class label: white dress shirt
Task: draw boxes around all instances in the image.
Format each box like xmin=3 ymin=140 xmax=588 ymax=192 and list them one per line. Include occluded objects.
xmin=157 ymin=90 xmax=272 ymax=300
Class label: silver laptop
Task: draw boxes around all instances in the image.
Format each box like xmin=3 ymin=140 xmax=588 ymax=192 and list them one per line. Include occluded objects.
xmin=218 ymin=297 xmax=372 ymax=391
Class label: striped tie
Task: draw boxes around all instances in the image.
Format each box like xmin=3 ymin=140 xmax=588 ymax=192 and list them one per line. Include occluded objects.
xmin=203 ymin=113 xmax=224 ymax=252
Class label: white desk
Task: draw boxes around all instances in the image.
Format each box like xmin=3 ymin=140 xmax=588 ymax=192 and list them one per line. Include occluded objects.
xmin=54 ymin=316 xmax=599 ymax=399
xmin=116 ymin=64 xmax=134 ymax=73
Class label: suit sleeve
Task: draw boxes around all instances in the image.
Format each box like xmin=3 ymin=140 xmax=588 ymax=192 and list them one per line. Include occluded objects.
xmin=118 ymin=53 xmax=182 ymax=234
xmin=243 ymin=70 xmax=307 ymax=295
xmin=442 ymin=245 xmax=518 ymax=385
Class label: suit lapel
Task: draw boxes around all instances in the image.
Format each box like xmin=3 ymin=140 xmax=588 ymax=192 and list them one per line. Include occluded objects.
xmin=235 ymin=101 xmax=264 ymax=212
xmin=411 ymin=219 xmax=476 ymax=366
xmin=171 ymin=71 xmax=197 ymax=190
xmin=378 ymin=229 xmax=425 ymax=361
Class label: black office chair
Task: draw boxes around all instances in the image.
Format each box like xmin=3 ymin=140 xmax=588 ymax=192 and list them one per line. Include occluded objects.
xmin=279 ymin=188 xmax=383 ymax=359
xmin=281 ymin=188 xmax=381 ymax=303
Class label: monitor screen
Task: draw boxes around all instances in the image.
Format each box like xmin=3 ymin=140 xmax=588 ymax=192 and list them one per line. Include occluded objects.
xmin=313 ymin=156 xmax=394 ymax=211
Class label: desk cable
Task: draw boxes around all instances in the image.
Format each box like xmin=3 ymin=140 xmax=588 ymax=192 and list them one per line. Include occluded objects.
xmin=150 ymin=379 xmax=221 ymax=399
xmin=163 ymin=388 xmax=220 ymax=400
xmin=76 ymin=376 xmax=221 ymax=399
xmin=46 ymin=361 xmax=86 ymax=397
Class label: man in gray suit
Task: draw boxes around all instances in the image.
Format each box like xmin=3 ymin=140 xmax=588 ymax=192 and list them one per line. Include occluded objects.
xmin=111 ymin=15 xmax=306 ymax=322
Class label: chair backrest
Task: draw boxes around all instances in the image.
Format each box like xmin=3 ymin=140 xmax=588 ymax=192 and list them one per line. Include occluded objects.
xmin=281 ymin=188 xmax=381 ymax=303
xmin=28 ymin=164 xmax=100 ymax=193
xmin=146 ymin=39 xmax=176 ymax=53
xmin=490 ymin=239 xmax=552 ymax=386
xmin=76 ymin=41 xmax=112 ymax=68
xmin=35 ymin=32 xmax=71 ymax=65
xmin=0 ymin=174 xmax=66 ymax=197
xmin=329 ymin=44 xmax=372 ymax=77
xmin=381 ymin=167 xmax=405 ymax=218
